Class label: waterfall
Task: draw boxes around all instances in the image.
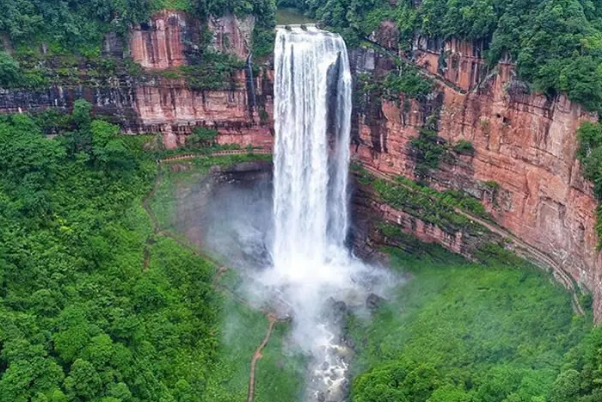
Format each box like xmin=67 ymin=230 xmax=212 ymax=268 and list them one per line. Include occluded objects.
xmin=269 ymin=27 xmax=357 ymax=402
xmin=262 ymin=27 xmax=391 ymax=402
xmin=272 ymin=27 xmax=352 ymax=273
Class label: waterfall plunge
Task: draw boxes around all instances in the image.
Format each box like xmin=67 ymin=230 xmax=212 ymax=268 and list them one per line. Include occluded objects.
xmin=273 ymin=27 xmax=352 ymax=271
xmin=264 ymin=28 xmax=373 ymax=402
xmin=255 ymin=27 xmax=394 ymax=402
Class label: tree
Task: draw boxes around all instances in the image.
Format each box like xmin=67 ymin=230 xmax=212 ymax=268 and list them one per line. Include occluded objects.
xmin=188 ymin=126 xmax=219 ymax=148
xmin=64 ymin=359 xmax=103 ymax=400
xmin=90 ymin=120 xmax=132 ymax=170
xmin=427 ymin=385 xmax=472 ymax=402
xmin=550 ymin=369 xmax=580 ymax=402
xmin=0 ymin=51 xmax=22 ymax=87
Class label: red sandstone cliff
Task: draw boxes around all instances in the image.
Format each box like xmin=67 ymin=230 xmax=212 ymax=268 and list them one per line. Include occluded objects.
xmin=353 ymin=22 xmax=602 ymax=317
xmin=0 ymin=10 xmax=273 ymax=150
xmin=130 ymin=10 xmax=255 ymax=69
xmin=128 ymin=11 xmax=272 ymax=150
xmin=208 ymin=14 xmax=255 ymax=60
xmin=131 ymin=11 xmax=190 ymax=70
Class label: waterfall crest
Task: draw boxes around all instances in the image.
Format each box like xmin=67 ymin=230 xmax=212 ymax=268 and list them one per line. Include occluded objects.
xmin=272 ymin=27 xmax=352 ymax=273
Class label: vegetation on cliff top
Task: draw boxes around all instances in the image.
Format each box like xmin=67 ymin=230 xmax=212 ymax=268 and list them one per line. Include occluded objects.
xmin=0 ymin=0 xmax=276 ymax=88
xmin=0 ymin=0 xmax=274 ymax=48
xmin=283 ymin=0 xmax=602 ymax=113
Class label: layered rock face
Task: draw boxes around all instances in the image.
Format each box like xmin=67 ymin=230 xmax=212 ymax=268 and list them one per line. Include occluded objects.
xmin=0 ymin=10 xmax=273 ymax=150
xmin=133 ymin=72 xmax=273 ymax=149
xmin=130 ymin=10 xmax=191 ymax=70
xmin=128 ymin=11 xmax=272 ymax=149
xmin=209 ymin=14 xmax=255 ymax=60
xmin=352 ymin=24 xmax=602 ymax=317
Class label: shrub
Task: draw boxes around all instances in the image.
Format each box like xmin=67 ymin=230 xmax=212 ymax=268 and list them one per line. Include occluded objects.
xmin=410 ymin=130 xmax=447 ymax=178
xmin=453 ymin=139 xmax=475 ymax=155
xmin=0 ymin=51 xmax=22 ymax=87
xmin=188 ymin=127 xmax=219 ymax=148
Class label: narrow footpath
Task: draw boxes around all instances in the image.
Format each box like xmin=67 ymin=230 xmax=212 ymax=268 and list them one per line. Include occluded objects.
xmin=142 ymin=154 xmax=283 ymax=402
xmin=247 ymin=315 xmax=278 ymax=402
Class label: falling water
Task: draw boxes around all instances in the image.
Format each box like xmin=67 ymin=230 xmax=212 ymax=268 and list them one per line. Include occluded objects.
xmin=270 ymin=27 xmax=356 ymax=401
xmin=261 ymin=27 xmax=393 ymax=402
xmin=273 ymin=27 xmax=352 ymax=273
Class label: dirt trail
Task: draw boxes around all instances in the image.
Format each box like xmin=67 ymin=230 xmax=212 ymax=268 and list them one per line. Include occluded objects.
xmin=360 ymin=164 xmax=585 ymax=315
xmin=247 ymin=315 xmax=278 ymax=402
xmin=142 ymin=158 xmax=283 ymax=402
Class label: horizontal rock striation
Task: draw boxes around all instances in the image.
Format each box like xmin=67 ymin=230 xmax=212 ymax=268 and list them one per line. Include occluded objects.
xmin=352 ymin=22 xmax=602 ymax=318
xmin=0 ymin=10 xmax=273 ymax=151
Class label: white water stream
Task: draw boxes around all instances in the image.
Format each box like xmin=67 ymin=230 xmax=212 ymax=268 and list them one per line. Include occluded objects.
xmin=265 ymin=28 xmax=380 ymax=402
xmin=272 ymin=27 xmax=352 ymax=268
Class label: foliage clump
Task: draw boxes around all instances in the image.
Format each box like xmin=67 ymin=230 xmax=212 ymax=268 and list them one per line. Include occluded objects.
xmin=410 ymin=129 xmax=447 ymax=178
xmin=0 ymin=101 xmax=221 ymax=401
xmin=382 ymin=67 xmax=433 ymax=101
xmin=188 ymin=126 xmax=219 ymax=148
xmin=453 ymin=139 xmax=475 ymax=155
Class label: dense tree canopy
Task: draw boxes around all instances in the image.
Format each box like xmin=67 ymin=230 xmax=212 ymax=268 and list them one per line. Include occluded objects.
xmin=283 ymin=0 xmax=602 ymax=112
xmin=0 ymin=104 xmax=222 ymax=401
xmin=0 ymin=0 xmax=275 ymax=54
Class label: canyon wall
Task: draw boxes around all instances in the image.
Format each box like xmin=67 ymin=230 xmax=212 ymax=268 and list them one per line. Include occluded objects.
xmin=0 ymin=10 xmax=273 ymax=150
xmin=130 ymin=10 xmax=192 ymax=70
xmin=351 ymin=22 xmax=602 ymax=317
xmin=0 ymin=10 xmax=599 ymax=315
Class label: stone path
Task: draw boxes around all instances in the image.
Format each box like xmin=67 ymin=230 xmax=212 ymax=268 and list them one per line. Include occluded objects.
xmin=159 ymin=149 xmax=272 ymax=164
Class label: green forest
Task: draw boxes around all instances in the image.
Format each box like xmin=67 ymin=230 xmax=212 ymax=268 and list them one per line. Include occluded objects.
xmin=279 ymin=0 xmax=602 ymax=112
xmin=0 ymin=103 xmax=297 ymax=401
xmin=348 ymin=245 xmax=602 ymax=402
xmin=1 ymin=0 xmax=602 ymax=402
xmin=0 ymin=104 xmax=222 ymax=401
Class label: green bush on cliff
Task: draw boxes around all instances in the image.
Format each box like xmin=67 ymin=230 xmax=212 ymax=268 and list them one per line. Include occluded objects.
xmin=382 ymin=67 xmax=433 ymax=101
xmin=577 ymin=121 xmax=602 ymax=197
xmin=453 ymin=139 xmax=475 ymax=155
xmin=189 ymin=126 xmax=219 ymax=148
xmin=576 ymin=121 xmax=602 ymax=247
xmin=410 ymin=129 xmax=447 ymax=178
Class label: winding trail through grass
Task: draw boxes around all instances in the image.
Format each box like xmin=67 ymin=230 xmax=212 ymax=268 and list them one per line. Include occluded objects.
xmin=142 ymin=154 xmax=283 ymax=402
xmin=247 ymin=315 xmax=278 ymax=402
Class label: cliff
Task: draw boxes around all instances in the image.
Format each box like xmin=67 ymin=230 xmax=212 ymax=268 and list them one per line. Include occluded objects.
xmin=351 ymin=23 xmax=601 ymax=317
xmin=0 ymin=10 xmax=274 ymax=151
xmin=0 ymin=10 xmax=599 ymax=316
